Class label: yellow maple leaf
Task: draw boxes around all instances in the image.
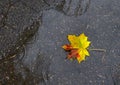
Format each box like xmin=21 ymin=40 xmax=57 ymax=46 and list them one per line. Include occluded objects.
xmin=62 ymin=33 xmax=91 ymax=63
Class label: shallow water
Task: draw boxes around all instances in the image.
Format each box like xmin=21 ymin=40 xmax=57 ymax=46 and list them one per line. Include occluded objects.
xmin=0 ymin=0 xmax=120 ymax=85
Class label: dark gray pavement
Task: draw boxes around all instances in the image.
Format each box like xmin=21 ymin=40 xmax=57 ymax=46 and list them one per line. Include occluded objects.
xmin=0 ymin=0 xmax=120 ymax=85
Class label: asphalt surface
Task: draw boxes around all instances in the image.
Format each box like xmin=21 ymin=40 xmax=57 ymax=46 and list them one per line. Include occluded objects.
xmin=0 ymin=0 xmax=120 ymax=85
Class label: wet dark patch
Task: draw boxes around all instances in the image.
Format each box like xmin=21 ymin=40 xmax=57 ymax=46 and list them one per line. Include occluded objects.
xmin=0 ymin=19 xmax=41 ymax=84
xmin=0 ymin=0 xmax=43 ymax=84
xmin=0 ymin=18 xmax=41 ymax=63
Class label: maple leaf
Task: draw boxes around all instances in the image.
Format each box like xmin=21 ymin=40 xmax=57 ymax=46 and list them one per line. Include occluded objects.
xmin=62 ymin=33 xmax=91 ymax=63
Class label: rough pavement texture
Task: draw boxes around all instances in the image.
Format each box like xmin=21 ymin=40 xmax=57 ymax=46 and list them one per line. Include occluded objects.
xmin=0 ymin=0 xmax=120 ymax=85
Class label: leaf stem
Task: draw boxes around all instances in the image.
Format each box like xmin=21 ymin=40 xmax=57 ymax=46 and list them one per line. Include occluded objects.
xmin=88 ymin=48 xmax=106 ymax=52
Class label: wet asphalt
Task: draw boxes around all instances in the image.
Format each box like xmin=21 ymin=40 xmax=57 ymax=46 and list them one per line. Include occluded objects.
xmin=0 ymin=0 xmax=120 ymax=85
